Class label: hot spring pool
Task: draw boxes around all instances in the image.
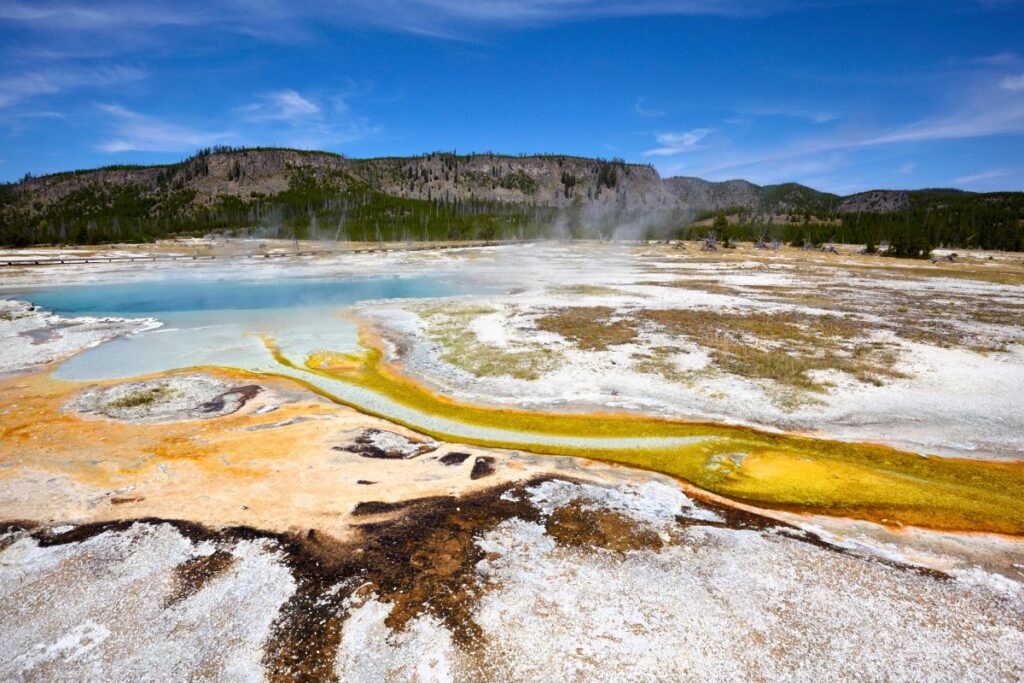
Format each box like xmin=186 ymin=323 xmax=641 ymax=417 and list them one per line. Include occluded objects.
xmin=12 ymin=276 xmax=469 ymax=381
xmin=9 ymin=274 xmax=714 ymax=451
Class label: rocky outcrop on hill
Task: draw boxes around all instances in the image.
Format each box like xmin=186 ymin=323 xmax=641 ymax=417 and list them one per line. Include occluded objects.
xmin=838 ymin=190 xmax=912 ymax=214
xmin=352 ymin=154 xmax=680 ymax=209
xmin=664 ymin=177 xmax=763 ymax=211
xmin=16 ymin=149 xmax=351 ymax=208
xmin=13 ymin=150 xmax=679 ymax=214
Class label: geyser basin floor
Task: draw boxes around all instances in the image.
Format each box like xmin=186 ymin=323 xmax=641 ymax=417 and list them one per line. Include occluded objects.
xmin=2 ymin=240 xmax=1024 ymax=681
xmin=4 ymin=248 xmax=1024 ymax=534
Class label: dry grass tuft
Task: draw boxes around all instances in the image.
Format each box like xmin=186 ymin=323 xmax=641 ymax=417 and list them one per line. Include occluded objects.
xmin=632 ymin=346 xmax=693 ymax=383
xmin=638 ymin=279 xmax=739 ymax=295
xmin=419 ymin=305 xmax=558 ymax=380
xmin=552 ymin=284 xmax=641 ymax=298
xmin=636 ymin=308 xmax=904 ymax=392
xmin=109 ymin=384 xmax=174 ymax=409
xmin=535 ymin=306 xmax=640 ymax=350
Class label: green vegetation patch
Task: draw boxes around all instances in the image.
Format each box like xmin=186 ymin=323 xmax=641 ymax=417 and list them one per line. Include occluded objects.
xmin=419 ymin=305 xmax=559 ymax=380
xmin=637 ymin=308 xmax=905 ymax=393
xmin=108 ymin=384 xmax=175 ymax=409
xmin=535 ymin=306 xmax=640 ymax=350
xmin=552 ymin=284 xmax=642 ymax=298
xmin=632 ymin=345 xmax=696 ymax=383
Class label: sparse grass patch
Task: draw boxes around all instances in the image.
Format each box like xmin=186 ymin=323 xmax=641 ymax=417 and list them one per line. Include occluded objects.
xmin=419 ymin=305 xmax=558 ymax=380
xmin=535 ymin=306 xmax=640 ymax=350
xmin=109 ymin=384 xmax=175 ymax=409
xmin=747 ymin=276 xmax=1024 ymax=350
xmin=841 ymin=262 xmax=1024 ymax=287
xmin=637 ymin=279 xmax=739 ymax=295
xmin=634 ymin=308 xmax=902 ymax=395
xmin=552 ymin=284 xmax=639 ymax=298
xmin=633 ymin=346 xmax=694 ymax=383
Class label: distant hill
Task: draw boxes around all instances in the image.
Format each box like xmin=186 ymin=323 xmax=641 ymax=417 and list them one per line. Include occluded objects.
xmin=664 ymin=177 xmax=840 ymax=215
xmin=2 ymin=147 xmax=1021 ymax=250
xmin=837 ymin=190 xmax=912 ymax=213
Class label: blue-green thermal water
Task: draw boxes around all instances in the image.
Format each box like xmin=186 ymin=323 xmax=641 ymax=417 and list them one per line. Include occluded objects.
xmin=13 ymin=277 xmax=466 ymax=382
xmin=11 ymin=275 xmax=712 ymax=450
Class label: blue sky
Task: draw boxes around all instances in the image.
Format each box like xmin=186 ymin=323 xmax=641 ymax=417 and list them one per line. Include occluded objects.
xmin=1 ymin=0 xmax=1023 ymax=192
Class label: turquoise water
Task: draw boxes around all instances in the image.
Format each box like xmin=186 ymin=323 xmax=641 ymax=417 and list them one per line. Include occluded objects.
xmin=16 ymin=277 xmax=464 ymax=318
xmin=11 ymin=274 xmax=714 ymax=450
xmin=12 ymin=276 xmax=467 ymax=382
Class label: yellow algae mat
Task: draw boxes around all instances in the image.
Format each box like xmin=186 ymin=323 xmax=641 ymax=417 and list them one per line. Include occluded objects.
xmin=263 ymin=328 xmax=1024 ymax=536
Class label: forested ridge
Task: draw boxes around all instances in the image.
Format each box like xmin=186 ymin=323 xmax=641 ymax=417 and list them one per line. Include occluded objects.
xmin=690 ymin=189 xmax=1024 ymax=254
xmin=2 ymin=147 xmax=1021 ymax=252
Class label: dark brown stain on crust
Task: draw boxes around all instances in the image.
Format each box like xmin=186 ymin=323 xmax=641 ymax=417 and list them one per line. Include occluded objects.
xmin=165 ymin=549 xmax=238 ymax=607
xmin=546 ymin=500 xmax=664 ymax=552
xmin=110 ymin=496 xmax=145 ymax=505
xmin=0 ymin=521 xmax=32 ymax=553
xmin=439 ymin=452 xmax=472 ymax=466
xmin=333 ymin=429 xmax=438 ymax=460
xmin=201 ymin=384 xmax=262 ymax=414
xmin=351 ymin=497 xmax=453 ymax=517
xmin=6 ymin=479 xmax=951 ymax=682
xmin=258 ymin=483 xmax=551 ymax=682
xmin=470 ymin=456 xmax=496 ymax=480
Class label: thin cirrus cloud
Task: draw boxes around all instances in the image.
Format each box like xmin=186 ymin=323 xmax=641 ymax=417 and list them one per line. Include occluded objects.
xmin=739 ymin=105 xmax=840 ymax=124
xmin=95 ymin=104 xmax=235 ymax=153
xmin=0 ymin=1 xmax=207 ymax=30
xmin=237 ymin=90 xmax=380 ymax=148
xmin=634 ymin=96 xmax=666 ymax=118
xmin=0 ymin=65 xmax=144 ymax=108
xmin=0 ymin=0 xmax=826 ymax=43
xmin=951 ymin=168 xmax=1018 ymax=185
xmin=239 ymin=90 xmax=322 ymax=122
xmin=965 ymin=52 xmax=1021 ymax=66
xmin=96 ymin=90 xmax=380 ymax=153
xmin=365 ymin=0 xmax=784 ymax=23
xmin=687 ymin=78 xmax=1024 ymax=180
xmin=291 ymin=0 xmax=821 ymax=39
xmin=643 ymin=128 xmax=713 ymax=156
xmin=1000 ymin=74 xmax=1024 ymax=90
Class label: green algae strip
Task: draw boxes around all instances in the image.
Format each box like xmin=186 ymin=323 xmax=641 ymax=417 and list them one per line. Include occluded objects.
xmin=260 ymin=336 xmax=1024 ymax=536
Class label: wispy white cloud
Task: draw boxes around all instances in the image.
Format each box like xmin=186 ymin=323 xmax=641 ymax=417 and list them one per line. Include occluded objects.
xmin=643 ymin=128 xmax=713 ymax=156
xmin=0 ymin=0 xmax=834 ymax=45
xmin=964 ymin=52 xmax=1020 ymax=66
xmin=240 ymin=90 xmax=321 ymax=122
xmin=634 ymin=96 xmax=665 ymax=118
xmin=0 ymin=65 xmax=144 ymax=108
xmin=95 ymin=89 xmax=379 ymax=153
xmin=739 ymin=105 xmax=839 ymax=124
xmin=0 ymin=1 xmax=207 ymax=30
xmin=237 ymin=89 xmax=379 ymax=148
xmin=693 ymin=78 xmax=1024 ymax=179
xmin=341 ymin=0 xmax=800 ymax=28
xmin=95 ymin=104 xmax=235 ymax=152
xmin=951 ymin=168 xmax=1017 ymax=185
xmin=898 ymin=161 xmax=916 ymax=174
xmin=1000 ymin=74 xmax=1024 ymax=90
xmin=856 ymin=99 xmax=1024 ymax=146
